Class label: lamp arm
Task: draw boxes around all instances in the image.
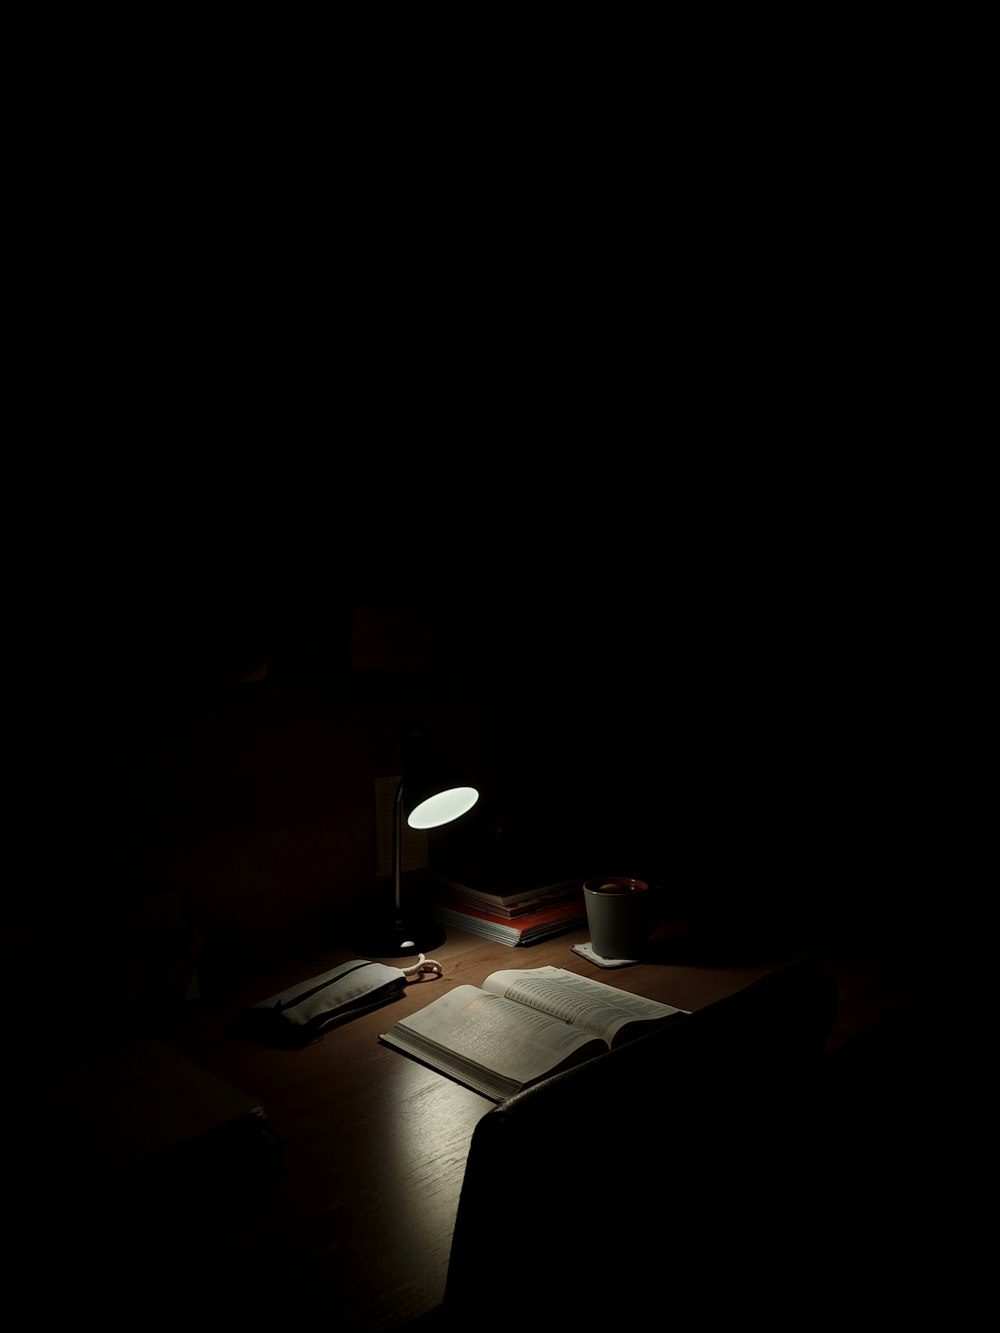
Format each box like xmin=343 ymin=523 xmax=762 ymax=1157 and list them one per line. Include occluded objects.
xmin=393 ymin=778 xmax=404 ymax=919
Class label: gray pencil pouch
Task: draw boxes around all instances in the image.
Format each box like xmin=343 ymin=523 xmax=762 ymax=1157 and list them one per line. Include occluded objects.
xmin=234 ymin=959 xmax=411 ymax=1047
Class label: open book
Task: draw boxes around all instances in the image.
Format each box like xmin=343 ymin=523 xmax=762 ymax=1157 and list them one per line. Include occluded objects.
xmin=379 ymin=965 xmax=687 ymax=1101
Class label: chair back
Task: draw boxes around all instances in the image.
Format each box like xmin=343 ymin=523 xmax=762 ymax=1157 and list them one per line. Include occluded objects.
xmin=442 ymin=958 xmax=837 ymax=1326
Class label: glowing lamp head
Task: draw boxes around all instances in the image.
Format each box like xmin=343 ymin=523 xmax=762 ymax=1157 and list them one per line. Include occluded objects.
xmin=407 ymin=785 xmax=479 ymax=830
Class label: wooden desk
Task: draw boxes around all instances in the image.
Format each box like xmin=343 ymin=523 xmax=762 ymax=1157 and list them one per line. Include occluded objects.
xmin=151 ymin=919 xmax=926 ymax=1330
xmin=7 ymin=918 xmax=932 ymax=1331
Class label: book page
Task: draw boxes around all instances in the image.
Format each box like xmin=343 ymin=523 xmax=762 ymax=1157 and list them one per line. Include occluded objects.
xmin=482 ymin=966 xmax=684 ymax=1045
xmin=380 ymin=984 xmax=605 ymax=1100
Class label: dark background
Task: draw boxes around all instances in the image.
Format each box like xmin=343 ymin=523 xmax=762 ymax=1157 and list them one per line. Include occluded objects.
xmin=10 ymin=482 xmax=965 ymax=1023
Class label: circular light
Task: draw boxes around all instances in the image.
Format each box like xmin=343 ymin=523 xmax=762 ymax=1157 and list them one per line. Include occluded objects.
xmin=407 ymin=785 xmax=479 ymax=829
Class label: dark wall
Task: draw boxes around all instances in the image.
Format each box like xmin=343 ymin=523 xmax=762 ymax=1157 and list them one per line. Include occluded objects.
xmin=10 ymin=555 xmax=950 ymax=1016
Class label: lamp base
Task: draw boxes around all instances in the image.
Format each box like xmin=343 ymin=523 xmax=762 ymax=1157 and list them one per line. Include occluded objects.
xmin=347 ymin=911 xmax=447 ymax=959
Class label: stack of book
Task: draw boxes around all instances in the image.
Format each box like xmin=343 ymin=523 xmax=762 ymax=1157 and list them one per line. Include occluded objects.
xmin=430 ymin=875 xmax=586 ymax=946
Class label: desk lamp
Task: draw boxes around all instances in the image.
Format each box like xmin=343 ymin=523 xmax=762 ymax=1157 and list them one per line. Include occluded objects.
xmin=352 ymin=725 xmax=479 ymax=957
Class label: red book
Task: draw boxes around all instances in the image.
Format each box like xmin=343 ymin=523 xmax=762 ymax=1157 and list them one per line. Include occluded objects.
xmin=429 ymin=891 xmax=586 ymax=946
xmin=434 ymin=875 xmax=583 ymax=915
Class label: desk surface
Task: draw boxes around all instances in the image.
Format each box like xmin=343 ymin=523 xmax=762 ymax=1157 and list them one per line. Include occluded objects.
xmin=144 ymin=917 xmax=928 ymax=1330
